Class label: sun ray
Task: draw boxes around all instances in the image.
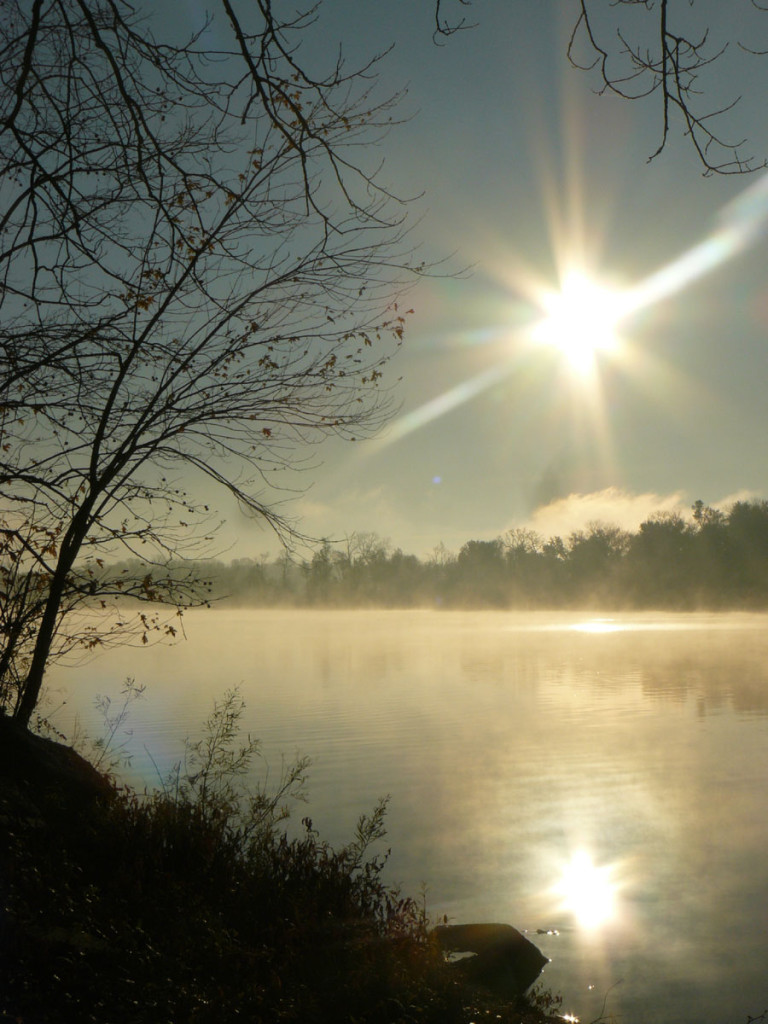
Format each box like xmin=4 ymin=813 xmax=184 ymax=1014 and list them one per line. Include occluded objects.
xmin=366 ymin=169 xmax=768 ymax=457
xmin=367 ymin=360 xmax=517 ymax=453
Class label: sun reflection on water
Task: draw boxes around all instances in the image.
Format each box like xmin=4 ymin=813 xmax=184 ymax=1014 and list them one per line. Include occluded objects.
xmin=554 ymin=850 xmax=618 ymax=930
xmin=570 ymin=618 xmax=622 ymax=634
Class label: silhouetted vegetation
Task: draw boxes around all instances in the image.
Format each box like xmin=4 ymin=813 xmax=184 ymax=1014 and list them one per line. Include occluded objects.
xmin=0 ymin=691 xmax=553 ymax=1024
xmin=134 ymin=500 xmax=768 ymax=612
xmin=1 ymin=0 xmax=421 ymax=728
xmin=437 ymin=3 xmax=768 ymax=176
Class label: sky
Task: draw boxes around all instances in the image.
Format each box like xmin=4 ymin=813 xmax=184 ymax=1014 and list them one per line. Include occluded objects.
xmin=217 ymin=1 xmax=768 ymax=559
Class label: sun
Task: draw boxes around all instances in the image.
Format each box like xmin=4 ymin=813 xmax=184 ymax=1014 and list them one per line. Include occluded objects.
xmin=531 ymin=271 xmax=626 ymax=372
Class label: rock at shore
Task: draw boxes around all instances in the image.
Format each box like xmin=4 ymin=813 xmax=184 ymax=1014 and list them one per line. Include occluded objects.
xmin=432 ymin=922 xmax=549 ymax=997
xmin=0 ymin=712 xmax=114 ymax=822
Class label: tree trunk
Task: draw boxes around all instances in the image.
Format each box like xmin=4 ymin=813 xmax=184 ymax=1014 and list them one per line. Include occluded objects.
xmin=13 ymin=513 xmax=89 ymax=729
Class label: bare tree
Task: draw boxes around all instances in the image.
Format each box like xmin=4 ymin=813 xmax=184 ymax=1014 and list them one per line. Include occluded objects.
xmin=433 ymin=0 xmax=477 ymax=39
xmin=0 ymin=0 xmax=418 ymax=727
xmin=0 ymin=521 xmax=198 ymax=716
xmin=436 ymin=0 xmax=768 ymax=174
xmin=567 ymin=0 xmax=768 ymax=174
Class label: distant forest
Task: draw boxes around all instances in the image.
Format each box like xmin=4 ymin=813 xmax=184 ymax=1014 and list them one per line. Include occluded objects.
xmin=107 ymin=499 xmax=768 ymax=610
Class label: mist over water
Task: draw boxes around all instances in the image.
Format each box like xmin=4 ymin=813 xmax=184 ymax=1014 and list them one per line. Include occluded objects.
xmin=47 ymin=610 xmax=768 ymax=1024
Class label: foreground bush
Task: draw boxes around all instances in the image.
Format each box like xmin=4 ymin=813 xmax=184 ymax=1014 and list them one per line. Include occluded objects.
xmin=0 ymin=691 xmax=550 ymax=1023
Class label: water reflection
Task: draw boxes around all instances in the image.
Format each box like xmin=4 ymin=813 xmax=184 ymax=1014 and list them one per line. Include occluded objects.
xmin=553 ymin=851 xmax=618 ymax=930
xmin=570 ymin=618 xmax=621 ymax=634
xmin=45 ymin=610 xmax=768 ymax=1024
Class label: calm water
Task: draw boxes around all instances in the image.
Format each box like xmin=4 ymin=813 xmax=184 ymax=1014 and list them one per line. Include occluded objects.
xmin=47 ymin=609 xmax=768 ymax=1024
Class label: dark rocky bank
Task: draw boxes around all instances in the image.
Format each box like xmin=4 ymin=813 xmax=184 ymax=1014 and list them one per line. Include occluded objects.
xmin=0 ymin=712 xmax=553 ymax=1024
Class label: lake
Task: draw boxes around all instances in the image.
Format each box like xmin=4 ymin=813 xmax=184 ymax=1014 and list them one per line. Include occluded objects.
xmin=46 ymin=609 xmax=768 ymax=1024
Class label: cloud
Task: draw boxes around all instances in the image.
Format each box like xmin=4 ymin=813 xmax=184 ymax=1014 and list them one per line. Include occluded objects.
xmin=518 ymin=486 xmax=766 ymax=541
xmin=218 ymin=481 xmax=768 ymax=562
xmin=521 ymin=487 xmax=689 ymax=539
xmin=711 ymin=488 xmax=760 ymax=510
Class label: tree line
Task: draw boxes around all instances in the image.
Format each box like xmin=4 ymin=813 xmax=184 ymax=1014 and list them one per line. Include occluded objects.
xmin=144 ymin=499 xmax=768 ymax=610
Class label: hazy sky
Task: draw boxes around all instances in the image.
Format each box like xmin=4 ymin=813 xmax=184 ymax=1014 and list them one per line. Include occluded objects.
xmin=217 ymin=2 xmax=768 ymax=558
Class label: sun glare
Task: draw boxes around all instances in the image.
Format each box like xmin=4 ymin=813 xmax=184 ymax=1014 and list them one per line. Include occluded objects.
xmin=554 ymin=850 xmax=617 ymax=929
xmin=571 ymin=617 xmax=622 ymax=634
xmin=360 ymin=169 xmax=768 ymax=455
xmin=532 ymin=271 xmax=625 ymax=372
